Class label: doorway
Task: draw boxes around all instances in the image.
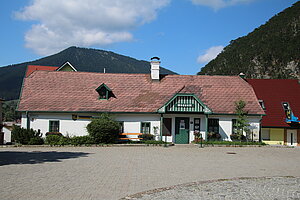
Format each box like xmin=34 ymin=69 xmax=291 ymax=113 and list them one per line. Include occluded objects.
xmin=175 ymin=117 xmax=189 ymax=144
xmin=287 ymin=129 xmax=297 ymax=146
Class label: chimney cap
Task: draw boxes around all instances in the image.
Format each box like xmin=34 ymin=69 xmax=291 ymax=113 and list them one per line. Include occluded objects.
xmin=151 ymin=57 xmax=160 ymax=61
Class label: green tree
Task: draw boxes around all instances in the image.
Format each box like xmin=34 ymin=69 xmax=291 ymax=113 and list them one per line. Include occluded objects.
xmin=233 ymin=100 xmax=250 ymax=141
xmin=86 ymin=113 xmax=120 ymax=144
xmin=2 ymin=100 xmax=21 ymax=121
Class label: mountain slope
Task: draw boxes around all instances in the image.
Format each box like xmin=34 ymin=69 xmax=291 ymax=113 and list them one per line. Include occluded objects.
xmin=198 ymin=2 xmax=300 ymax=79
xmin=0 ymin=47 xmax=176 ymax=100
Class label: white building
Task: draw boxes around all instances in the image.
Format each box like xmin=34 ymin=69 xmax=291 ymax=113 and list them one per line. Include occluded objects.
xmin=18 ymin=58 xmax=264 ymax=144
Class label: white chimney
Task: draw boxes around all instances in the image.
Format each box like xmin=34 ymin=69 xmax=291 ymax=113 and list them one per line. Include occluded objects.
xmin=151 ymin=57 xmax=160 ymax=81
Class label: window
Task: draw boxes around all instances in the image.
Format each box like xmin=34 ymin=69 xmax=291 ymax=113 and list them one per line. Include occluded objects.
xmin=282 ymin=102 xmax=290 ymax=110
xmin=282 ymin=102 xmax=291 ymax=120
xmin=141 ymin=122 xmax=151 ymax=134
xmin=208 ymin=119 xmax=219 ymax=134
xmin=232 ymin=119 xmax=238 ymax=134
xmin=118 ymin=122 xmax=124 ymax=133
xmin=98 ymin=87 xmax=108 ymax=99
xmin=261 ymin=129 xmax=270 ymax=140
xmin=258 ymin=100 xmax=266 ymax=110
xmin=96 ymin=83 xmax=112 ymax=100
xmin=194 ymin=118 xmax=201 ymax=132
xmin=49 ymin=121 xmax=60 ymax=132
xmin=163 ymin=118 xmax=172 ymax=136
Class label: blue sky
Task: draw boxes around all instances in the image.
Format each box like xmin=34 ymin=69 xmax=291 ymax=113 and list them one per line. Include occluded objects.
xmin=0 ymin=0 xmax=297 ymax=75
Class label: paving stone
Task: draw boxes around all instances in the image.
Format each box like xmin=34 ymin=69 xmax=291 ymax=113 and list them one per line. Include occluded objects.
xmin=0 ymin=146 xmax=300 ymax=200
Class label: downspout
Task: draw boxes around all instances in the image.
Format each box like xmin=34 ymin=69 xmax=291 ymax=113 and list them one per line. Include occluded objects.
xmin=26 ymin=111 xmax=30 ymax=130
xmin=160 ymin=114 xmax=163 ymax=141
xmin=205 ymin=114 xmax=208 ymax=140
xmin=259 ymin=115 xmax=262 ymax=142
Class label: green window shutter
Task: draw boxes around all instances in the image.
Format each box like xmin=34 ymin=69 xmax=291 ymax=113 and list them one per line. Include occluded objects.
xmin=232 ymin=119 xmax=237 ymax=134
xmin=141 ymin=122 xmax=151 ymax=134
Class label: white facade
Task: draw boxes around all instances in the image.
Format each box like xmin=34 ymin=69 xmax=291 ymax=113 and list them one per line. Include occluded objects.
xmin=21 ymin=112 xmax=261 ymax=143
xmin=3 ymin=127 xmax=11 ymax=144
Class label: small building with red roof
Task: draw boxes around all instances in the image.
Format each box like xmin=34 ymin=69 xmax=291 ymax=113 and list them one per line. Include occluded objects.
xmin=247 ymin=79 xmax=300 ymax=146
xmin=25 ymin=62 xmax=77 ymax=77
xmin=17 ymin=58 xmax=264 ymax=144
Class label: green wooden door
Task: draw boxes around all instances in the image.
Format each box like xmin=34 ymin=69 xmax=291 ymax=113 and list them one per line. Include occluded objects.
xmin=175 ymin=117 xmax=189 ymax=144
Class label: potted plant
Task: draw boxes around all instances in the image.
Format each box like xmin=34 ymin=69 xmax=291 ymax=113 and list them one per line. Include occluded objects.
xmin=194 ymin=131 xmax=201 ymax=143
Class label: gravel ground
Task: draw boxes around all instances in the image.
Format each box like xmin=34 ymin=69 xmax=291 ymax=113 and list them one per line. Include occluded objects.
xmin=122 ymin=177 xmax=300 ymax=199
xmin=0 ymin=145 xmax=300 ymax=200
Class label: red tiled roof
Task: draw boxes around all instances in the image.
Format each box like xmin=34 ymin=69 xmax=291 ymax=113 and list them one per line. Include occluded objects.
xmin=247 ymin=79 xmax=300 ymax=127
xmin=26 ymin=65 xmax=58 ymax=77
xmin=18 ymin=71 xmax=264 ymax=115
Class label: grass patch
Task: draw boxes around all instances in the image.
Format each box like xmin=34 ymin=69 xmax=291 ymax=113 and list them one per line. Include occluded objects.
xmin=196 ymin=141 xmax=267 ymax=146
xmin=143 ymin=140 xmax=170 ymax=145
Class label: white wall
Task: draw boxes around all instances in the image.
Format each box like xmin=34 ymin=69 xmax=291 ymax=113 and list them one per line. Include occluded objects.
xmin=114 ymin=114 xmax=161 ymax=140
xmin=21 ymin=112 xmax=261 ymax=142
xmin=21 ymin=113 xmax=162 ymax=138
xmin=210 ymin=115 xmax=261 ymax=141
xmin=3 ymin=127 xmax=11 ymax=143
xmin=21 ymin=113 xmax=91 ymax=137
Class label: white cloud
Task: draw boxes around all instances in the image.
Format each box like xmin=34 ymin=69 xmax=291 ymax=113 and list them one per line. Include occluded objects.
xmin=15 ymin=0 xmax=170 ymax=55
xmin=197 ymin=45 xmax=224 ymax=63
xmin=190 ymin=0 xmax=254 ymax=10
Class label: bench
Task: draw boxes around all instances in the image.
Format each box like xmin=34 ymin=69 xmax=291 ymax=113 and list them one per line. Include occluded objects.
xmin=119 ymin=133 xmax=143 ymax=140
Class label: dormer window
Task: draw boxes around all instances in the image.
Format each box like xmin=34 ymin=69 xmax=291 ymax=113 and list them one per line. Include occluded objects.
xmin=96 ymin=83 xmax=112 ymax=100
xmin=258 ymin=100 xmax=266 ymax=110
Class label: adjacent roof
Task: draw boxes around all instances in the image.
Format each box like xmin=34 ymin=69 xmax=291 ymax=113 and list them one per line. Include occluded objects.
xmin=18 ymin=71 xmax=264 ymax=115
xmin=56 ymin=62 xmax=77 ymax=71
xmin=247 ymin=79 xmax=300 ymax=127
xmin=26 ymin=65 xmax=58 ymax=77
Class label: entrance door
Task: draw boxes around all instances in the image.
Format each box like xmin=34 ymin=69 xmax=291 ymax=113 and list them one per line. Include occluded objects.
xmin=287 ymin=130 xmax=297 ymax=146
xmin=175 ymin=117 xmax=189 ymax=144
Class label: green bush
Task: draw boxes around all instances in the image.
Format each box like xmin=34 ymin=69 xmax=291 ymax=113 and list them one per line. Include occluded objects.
xmin=195 ymin=140 xmax=266 ymax=146
xmin=230 ymin=134 xmax=246 ymax=141
xmin=207 ymin=132 xmax=221 ymax=141
xmin=45 ymin=132 xmax=63 ymax=136
xmin=45 ymin=135 xmax=62 ymax=146
xmin=140 ymin=133 xmax=154 ymax=141
xmin=28 ymin=137 xmax=44 ymax=145
xmin=58 ymin=136 xmax=72 ymax=146
xmin=86 ymin=113 xmax=120 ymax=144
xmin=71 ymin=136 xmax=94 ymax=146
xmin=11 ymin=125 xmax=43 ymax=145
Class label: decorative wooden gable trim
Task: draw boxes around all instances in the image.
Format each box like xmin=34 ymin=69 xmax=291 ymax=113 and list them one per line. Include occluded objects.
xmin=56 ymin=61 xmax=77 ymax=72
xmin=158 ymin=93 xmax=212 ymax=114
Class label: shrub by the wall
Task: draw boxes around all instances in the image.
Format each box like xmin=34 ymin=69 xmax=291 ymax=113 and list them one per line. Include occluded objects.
xmin=11 ymin=125 xmax=43 ymax=145
xmin=71 ymin=136 xmax=94 ymax=146
xmin=86 ymin=114 xmax=120 ymax=144
xmin=140 ymin=134 xmax=154 ymax=141
xmin=57 ymin=136 xmax=71 ymax=146
xmin=45 ymin=135 xmax=62 ymax=146
xmin=28 ymin=137 xmax=44 ymax=145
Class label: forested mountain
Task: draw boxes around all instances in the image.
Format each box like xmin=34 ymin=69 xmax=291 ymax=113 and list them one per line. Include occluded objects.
xmin=0 ymin=46 xmax=176 ymax=100
xmin=198 ymin=2 xmax=300 ymax=79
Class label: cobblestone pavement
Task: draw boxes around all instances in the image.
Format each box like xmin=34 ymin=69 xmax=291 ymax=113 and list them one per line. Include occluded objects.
xmin=123 ymin=177 xmax=300 ymax=199
xmin=1 ymin=146 xmax=300 ymax=200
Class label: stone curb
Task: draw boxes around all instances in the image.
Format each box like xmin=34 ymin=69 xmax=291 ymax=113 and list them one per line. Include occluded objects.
xmin=120 ymin=176 xmax=297 ymax=200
